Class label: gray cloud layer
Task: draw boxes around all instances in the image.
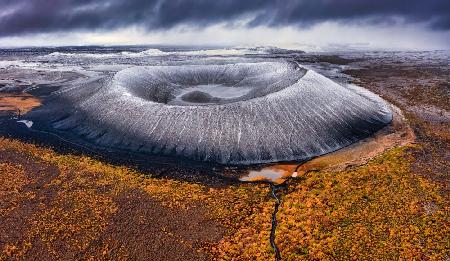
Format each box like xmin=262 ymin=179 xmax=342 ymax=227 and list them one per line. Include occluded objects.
xmin=0 ymin=0 xmax=449 ymax=37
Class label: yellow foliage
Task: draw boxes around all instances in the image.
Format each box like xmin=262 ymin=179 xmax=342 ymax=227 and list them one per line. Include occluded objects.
xmin=277 ymin=147 xmax=449 ymax=260
xmin=0 ymin=138 xmax=273 ymax=260
xmin=1 ymin=138 xmax=448 ymax=260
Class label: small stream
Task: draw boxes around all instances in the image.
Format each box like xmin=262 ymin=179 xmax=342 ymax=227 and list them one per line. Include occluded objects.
xmin=241 ymin=164 xmax=306 ymax=261
xmin=270 ymin=184 xmax=282 ymax=261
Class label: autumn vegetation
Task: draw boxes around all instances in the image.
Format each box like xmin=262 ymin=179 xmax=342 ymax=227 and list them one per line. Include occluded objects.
xmin=0 ymin=138 xmax=274 ymax=260
xmin=0 ymin=134 xmax=448 ymax=260
xmin=278 ymin=146 xmax=448 ymax=260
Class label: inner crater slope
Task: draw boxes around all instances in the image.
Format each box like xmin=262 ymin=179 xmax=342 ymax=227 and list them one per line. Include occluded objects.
xmin=35 ymin=62 xmax=392 ymax=164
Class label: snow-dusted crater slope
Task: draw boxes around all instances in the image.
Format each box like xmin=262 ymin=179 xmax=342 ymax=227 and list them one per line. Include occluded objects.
xmin=37 ymin=61 xmax=392 ymax=164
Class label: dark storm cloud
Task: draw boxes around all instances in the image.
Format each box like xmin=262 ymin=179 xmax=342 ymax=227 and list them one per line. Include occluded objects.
xmin=0 ymin=0 xmax=449 ymax=37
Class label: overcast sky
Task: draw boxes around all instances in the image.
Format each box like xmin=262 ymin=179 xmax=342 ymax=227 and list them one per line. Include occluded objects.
xmin=0 ymin=0 xmax=449 ymax=50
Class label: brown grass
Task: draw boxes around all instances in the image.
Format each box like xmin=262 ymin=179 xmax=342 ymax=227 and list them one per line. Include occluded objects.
xmin=0 ymin=138 xmax=274 ymax=260
xmin=278 ymin=146 xmax=449 ymax=260
xmin=0 ymin=92 xmax=41 ymax=114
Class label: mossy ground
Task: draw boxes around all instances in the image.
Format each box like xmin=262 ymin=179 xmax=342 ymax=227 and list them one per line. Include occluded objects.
xmin=1 ymin=136 xmax=447 ymax=260
xmin=278 ymin=146 xmax=448 ymax=260
xmin=0 ymin=138 xmax=273 ymax=260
